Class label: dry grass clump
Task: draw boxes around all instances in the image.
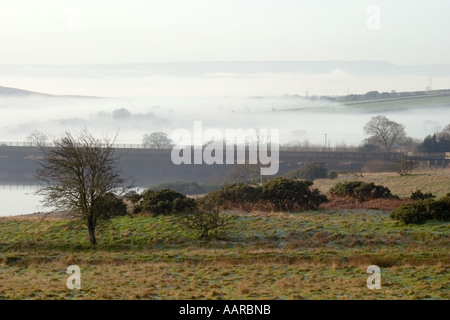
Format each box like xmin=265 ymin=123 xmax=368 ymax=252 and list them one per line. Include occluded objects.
xmin=321 ymin=196 xmax=413 ymax=210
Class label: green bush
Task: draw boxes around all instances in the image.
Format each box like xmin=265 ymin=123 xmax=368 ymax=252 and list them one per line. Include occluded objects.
xmin=390 ymin=200 xmax=432 ymax=224
xmin=262 ymin=177 xmax=327 ymax=211
xmin=197 ymin=178 xmax=328 ymax=212
xmin=93 ymin=192 xmax=128 ymax=218
xmin=329 ymin=181 xmax=396 ymax=202
xmin=149 ymin=181 xmax=218 ymax=195
xmin=429 ymin=194 xmax=450 ymax=221
xmin=410 ymin=189 xmax=435 ymax=201
xmin=197 ymin=183 xmax=262 ymax=211
xmin=391 ymin=195 xmax=450 ymax=224
xmin=140 ymin=189 xmax=197 ymax=215
xmin=283 ymin=162 xmax=328 ymax=181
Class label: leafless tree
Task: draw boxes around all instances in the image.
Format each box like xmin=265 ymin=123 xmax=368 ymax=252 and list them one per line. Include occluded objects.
xmin=142 ymin=132 xmax=173 ymax=149
xmin=363 ymin=115 xmax=407 ymax=152
xmin=26 ymin=130 xmax=49 ymax=146
xmin=36 ymin=129 xmax=127 ymax=245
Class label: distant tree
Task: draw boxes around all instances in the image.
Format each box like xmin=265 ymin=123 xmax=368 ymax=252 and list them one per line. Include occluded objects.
xmin=26 ymin=130 xmax=49 ymax=146
xmin=36 ymin=129 xmax=127 ymax=245
xmin=363 ymin=115 xmax=407 ymax=152
xmin=142 ymin=132 xmax=173 ymax=149
xmin=364 ymin=91 xmax=380 ymax=99
xmin=422 ymin=124 xmax=450 ymax=152
xmin=112 ymin=108 xmax=131 ymax=119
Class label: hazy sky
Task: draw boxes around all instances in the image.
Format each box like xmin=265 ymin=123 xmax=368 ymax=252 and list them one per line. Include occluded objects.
xmin=1 ymin=0 xmax=449 ymax=65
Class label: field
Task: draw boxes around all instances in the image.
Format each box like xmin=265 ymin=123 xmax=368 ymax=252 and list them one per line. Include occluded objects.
xmin=341 ymin=93 xmax=450 ymax=112
xmin=314 ymin=168 xmax=450 ymax=199
xmin=282 ymin=92 xmax=450 ymax=113
xmin=0 ymin=170 xmax=449 ymax=300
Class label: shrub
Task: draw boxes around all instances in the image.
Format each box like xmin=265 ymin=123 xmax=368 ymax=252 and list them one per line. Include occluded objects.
xmin=390 ymin=200 xmax=432 ymax=224
xmin=93 ymin=192 xmax=127 ymax=218
xmin=390 ymin=195 xmax=450 ymax=224
xmin=410 ymin=189 xmax=435 ymax=201
xmin=328 ymin=171 xmax=338 ymax=180
xmin=197 ymin=183 xmax=262 ymax=211
xmin=149 ymin=181 xmax=218 ymax=195
xmin=329 ymin=181 xmax=396 ymax=202
xmin=197 ymin=178 xmax=328 ymax=212
xmin=393 ymin=158 xmax=418 ymax=176
xmin=176 ymin=210 xmax=236 ymax=239
xmin=329 ymin=181 xmax=364 ymax=198
xmin=262 ymin=177 xmax=327 ymax=211
xmin=140 ymin=189 xmax=197 ymax=215
xmin=283 ymin=162 xmax=328 ymax=181
xmin=225 ymin=164 xmax=261 ymax=184
xmin=429 ymin=193 xmax=450 ymax=221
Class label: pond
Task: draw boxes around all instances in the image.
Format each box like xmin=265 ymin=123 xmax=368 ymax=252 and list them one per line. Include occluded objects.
xmin=0 ymin=185 xmax=145 ymax=217
xmin=0 ymin=185 xmax=48 ymax=216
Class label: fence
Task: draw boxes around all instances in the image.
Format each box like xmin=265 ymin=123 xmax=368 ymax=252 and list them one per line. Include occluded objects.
xmin=0 ymin=141 xmax=146 ymax=149
xmin=1 ymin=141 xmax=449 ymax=158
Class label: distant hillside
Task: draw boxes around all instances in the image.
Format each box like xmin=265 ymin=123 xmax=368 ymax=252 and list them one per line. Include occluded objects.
xmin=0 ymin=86 xmax=51 ymax=97
xmin=0 ymin=85 xmax=102 ymax=99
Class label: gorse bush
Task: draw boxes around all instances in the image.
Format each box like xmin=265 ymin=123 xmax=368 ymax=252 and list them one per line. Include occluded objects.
xmin=329 ymin=181 xmax=397 ymax=202
xmin=410 ymin=189 xmax=435 ymax=201
xmin=283 ymin=162 xmax=328 ymax=181
xmin=197 ymin=178 xmax=328 ymax=212
xmin=429 ymin=193 xmax=450 ymax=221
xmin=390 ymin=200 xmax=433 ymax=224
xmin=328 ymin=171 xmax=338 ymax=180
xmin=93 ymin=192 xmax=128 ymax=218
xmin=261 ymin=177 xmax=328 ymax=211
xmin=197 ymin=183 xmax=262 ymax=211
xmin=149 ymin=181 xmax=219 ymax=195
xmin=391 ymin=193 xmax=450 ymax=224
xmin=140 ymin=189 xmax=197 ymax=215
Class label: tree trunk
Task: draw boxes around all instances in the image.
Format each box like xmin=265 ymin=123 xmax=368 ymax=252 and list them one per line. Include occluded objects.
xmin=88 ymin=222 xmax=97 ymax=246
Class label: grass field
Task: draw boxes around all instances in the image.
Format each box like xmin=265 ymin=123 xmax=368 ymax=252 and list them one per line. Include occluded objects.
xmin=281 ymin=92 xmax=450 ymax=114
xmin=0 ymin=169 xmax=449 ymax=300
xmin=341 ymin=93 xmax=450 ymax=113
xmin=314 ymin=168 xmax=450 ymax=199
xmin=0 ymin=208 xmax=448 ymax=299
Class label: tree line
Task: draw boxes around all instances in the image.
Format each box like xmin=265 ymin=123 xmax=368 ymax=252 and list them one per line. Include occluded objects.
xmin=24 ymin=116 xmax=450 ymax=154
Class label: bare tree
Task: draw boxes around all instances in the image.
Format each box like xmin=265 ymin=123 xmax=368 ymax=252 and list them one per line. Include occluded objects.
xmin=36 ymin=129 xmax=127 ymax=245
xmin=26 ymin=130 xmax=49 ymax=146
xmin=363 ymin=115 xmax=407 ymax=152
xmin=394 ymin=158 xmax=418 ymax=176
xmin=142 ymin=132 xmax=173 ymax=149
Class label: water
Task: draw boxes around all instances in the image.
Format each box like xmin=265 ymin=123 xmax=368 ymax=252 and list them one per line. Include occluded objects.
xmin=0 ymin=185 xmax=48 ymax=216
xmin=0 ymin=185 xmax=146 ymax=217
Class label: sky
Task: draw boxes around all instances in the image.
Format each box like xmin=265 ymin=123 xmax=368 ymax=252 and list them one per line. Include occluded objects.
xmin=1 ymin=0 xmax=449 ymax=65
